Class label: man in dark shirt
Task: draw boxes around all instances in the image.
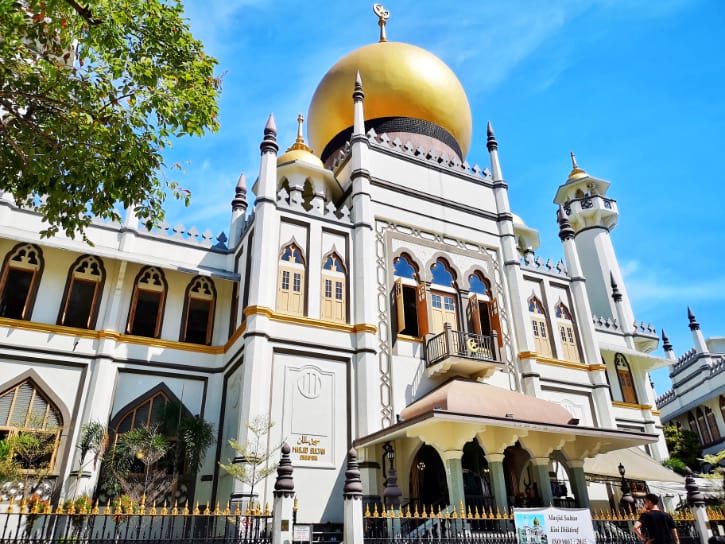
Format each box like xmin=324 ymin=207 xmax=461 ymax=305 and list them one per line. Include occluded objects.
xmin=634 ymin=493 xmax=680 ymax=544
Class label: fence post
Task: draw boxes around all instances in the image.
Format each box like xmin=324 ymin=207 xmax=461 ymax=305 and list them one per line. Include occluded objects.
xmin=343 ymin=448 xmax=364 ymax=544
xmin=685 ymin=468 xmax=710 ymax=544
xmin=273 ymin=443 xmax=295 ymax=544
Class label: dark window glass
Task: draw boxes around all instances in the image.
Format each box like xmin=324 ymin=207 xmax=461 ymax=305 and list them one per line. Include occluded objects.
xmin=131 ymin=290 xmax=161 ymax=337
xmin=400 ymin=286 xmax=419 ymax=337
xmin=64 ymin=280 xmax=96 ymax=328
xmin=0 ymin=268 xmax=33 ymax=319
xmin=184 ymin=298 xmax=211 ymax=344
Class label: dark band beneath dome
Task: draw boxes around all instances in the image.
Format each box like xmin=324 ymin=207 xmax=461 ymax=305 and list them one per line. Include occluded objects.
xmin=320 ymin=117 xmax=463 ymax=162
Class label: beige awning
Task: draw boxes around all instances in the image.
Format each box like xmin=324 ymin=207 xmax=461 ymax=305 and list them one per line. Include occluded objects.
xmin=584 ymin=447 xmax=684 ymax=483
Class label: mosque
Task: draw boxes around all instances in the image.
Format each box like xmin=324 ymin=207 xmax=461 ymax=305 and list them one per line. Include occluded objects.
xmin=0 ymin=4 xmax=685 ymax=523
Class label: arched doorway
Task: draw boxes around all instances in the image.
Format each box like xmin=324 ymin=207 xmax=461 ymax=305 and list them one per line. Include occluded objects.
xmin=504 ymin=443 xmax=542 ymax=508
xmin=409 ymin=445 xmax=448 ymax=512
xmin=462 ymin=440 xmax=493 ymax=512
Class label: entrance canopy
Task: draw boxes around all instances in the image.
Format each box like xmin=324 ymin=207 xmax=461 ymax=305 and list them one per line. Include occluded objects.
xmin=355 ymin=379 xmax=658 ymax=461
xmin=584 ymin=447 xmax=684 ymax=483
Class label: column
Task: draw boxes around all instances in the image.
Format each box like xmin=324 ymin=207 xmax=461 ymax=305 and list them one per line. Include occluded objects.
xmin=567 ymin=461 xmax=589 ymax=508
xmin=532 ymin=458 xmax=553 ymax=506
xmin=486 ymin=453 xmax=509 ymax=515
xmin=442 ymin=450 xmax=465 ymax=510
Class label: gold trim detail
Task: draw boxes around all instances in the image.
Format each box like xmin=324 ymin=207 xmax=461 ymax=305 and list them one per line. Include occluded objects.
xmin=612 ymin=401 xmax=653 ymax=411
xmin=396 ymin=334 xmax=422 ymax=343
xmin=0 ymin=317 xmax=224 ymax=354
xmin=518 ymin=351 xmax=605 ymax=372
xmin=243 ymin=306 xmax=377 ymax=334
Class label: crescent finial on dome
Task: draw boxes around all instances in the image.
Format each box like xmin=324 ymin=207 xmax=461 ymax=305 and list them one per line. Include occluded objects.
xmin=373 ymin=4 xmax=390 ymax=42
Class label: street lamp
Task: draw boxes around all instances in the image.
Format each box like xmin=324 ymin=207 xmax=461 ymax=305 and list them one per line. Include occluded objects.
xmin=382 ymin=442 xmax=401 ymax=508
xmin=618 ymin=463 xmax=635 ymax=514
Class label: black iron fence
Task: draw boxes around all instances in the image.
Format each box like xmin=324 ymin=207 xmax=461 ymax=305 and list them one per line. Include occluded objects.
xmin=363 ymin=504 xmax=701 ymax=544
xmin=0 ymin=499 xmax=273 ymax=543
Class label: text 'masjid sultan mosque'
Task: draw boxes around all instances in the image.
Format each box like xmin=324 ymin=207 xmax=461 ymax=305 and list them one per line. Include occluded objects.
xmin=0 ymin=5 xmax=703 ymax=522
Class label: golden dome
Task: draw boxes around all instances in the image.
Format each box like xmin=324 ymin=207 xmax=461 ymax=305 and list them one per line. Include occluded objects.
xmin=278 ymin=114 xmax=324 ymax=168
xmin=566 ymin=151 xmax=589 ymax=182
xmin=307 ymin=41 xmax=472 ymax=161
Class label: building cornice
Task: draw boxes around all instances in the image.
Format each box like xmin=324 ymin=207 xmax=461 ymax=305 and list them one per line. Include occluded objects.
xmin=242 ymin=306 xmax=377 ymax=334
xmin=518 ymin=351 xmax=606 ymax=372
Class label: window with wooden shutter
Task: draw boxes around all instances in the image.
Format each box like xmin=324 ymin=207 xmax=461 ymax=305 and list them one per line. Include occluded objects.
xmin=321 ymin=253 xmax=346 ymax=323
xmin=59 ymin=255 xmax=105 ymax=329
xmin=127 ymin=266 xmax=167 ymax=338
xmin=0 ymin=243 xmax=43 ymax=320
xmin=528 ymin=296 xmax=552 ymax=357
xmin=181 ymin=276 xmax=216 ymax=344
xmin=277 ymin=243 xmax=306 ymax=316
xmin=614 ymin=353 xmax=638 ymax=404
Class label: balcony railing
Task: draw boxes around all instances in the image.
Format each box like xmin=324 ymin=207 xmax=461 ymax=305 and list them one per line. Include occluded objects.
xmin=424 ymin=324 xmax=502 ymax=379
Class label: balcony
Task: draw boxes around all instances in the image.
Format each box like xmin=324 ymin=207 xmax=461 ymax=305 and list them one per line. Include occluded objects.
xmin=424 ymin=324 xmax=503 ymax=380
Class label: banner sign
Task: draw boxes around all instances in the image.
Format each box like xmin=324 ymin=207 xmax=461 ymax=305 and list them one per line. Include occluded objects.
xmin=513 ymin=507 xmax=596 ymax=544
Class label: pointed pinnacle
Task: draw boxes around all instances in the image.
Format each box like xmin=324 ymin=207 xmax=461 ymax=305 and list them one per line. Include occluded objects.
xmin=260 ymin=113 xmax=279 ymax=153
xmin=661 ymin=329 xmax=673 ymax=352
xmin=265 ymin=112 xmax=277 ymax=134
xmin=236 ymin=172 xmax=247 ymax=193
xmin=486 ymin=121 xmax=498 ymax=151
xmin=688 ymin=307 xmax=700 ymax=331
xmin=610 ymin=272 xmax=622 ymax=302
xmin=353 ymin=71 xmax=365 ymax=101
xmin=557 ymin=207 xmax=574 ymax=241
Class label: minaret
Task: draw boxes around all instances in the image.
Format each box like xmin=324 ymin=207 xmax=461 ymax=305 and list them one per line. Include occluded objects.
xmin=487 ymin=122 xmax=528 ymax=393
xmin=557 ymin=208 xmax=614 ymax=427
xmin=229 ymin=172 xmax=248 ymax=247
xmin=661 ymin=329 xmax=676 ymax=361
xmin=688 ymin=307 xmax=709 ymax=354
xmin=349 ymin=73 xmax=380 ymax=435
xmin=553 ymin=153 xmax=634 ymax=328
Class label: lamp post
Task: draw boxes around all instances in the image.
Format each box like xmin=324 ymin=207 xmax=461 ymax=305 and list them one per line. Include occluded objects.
xmin=618 ymin=463 xmax=635 ymax=514
xmin=382 ymin=442 xmax=401 ymax=508
xmin=416 ymin=461 xmax=426 ymax=510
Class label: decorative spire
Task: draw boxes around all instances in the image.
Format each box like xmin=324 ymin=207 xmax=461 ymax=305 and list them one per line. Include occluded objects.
xmin=260 ymin=113 xmax=279 ymax=154
xmin=486 ymin=121 xmax=498 ymax=151
xmin=661 ymin=329 xmax=673 ymax=352
xmin=353 ymin=71 xmax=365 ymax=102
xmin=231 ymin=172 xmax=247 ymax=211
xmin=373 ymin=4 xmax=390 ymax=42
xmin=610 ymin=272 xmax=623 ymax=303
xmin=283 ymin=114 xmax=314 ymax=153
xmin=274 ymin=443 xmax=295 ymax=496
xmin=567 ymin=151 xmax=587 ymax=180
xmin=688 ymin=307 xmax=700 ymax=331
xmin=557 ymin=207 xmax=574 ymax=241
xmin=685 ymin=468 xmax=705 ymax=507
xmin=343 ymin=448 xmax=363 ymax=499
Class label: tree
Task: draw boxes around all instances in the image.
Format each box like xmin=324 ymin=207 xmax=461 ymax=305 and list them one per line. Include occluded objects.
xmin=72 ymin=421 xmax=108 ymax=498
xmin=219 ymin=416 xmax=279 ymax=508
xmin=0 ymin=430 xmax=58 ymax=500
xmin=663 ymin=424 xmax=702 ymax=473
xmin=0 ymin=0 xmax=220 ymax=240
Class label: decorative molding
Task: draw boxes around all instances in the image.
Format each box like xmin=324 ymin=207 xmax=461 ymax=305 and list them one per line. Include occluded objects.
xmin=242 ymin=306 xmax=377 ymax=334
xmin=611 ymin=401 xmax=653 ymax=411
xmin=518 ymin=351 xmax=605 ymax=372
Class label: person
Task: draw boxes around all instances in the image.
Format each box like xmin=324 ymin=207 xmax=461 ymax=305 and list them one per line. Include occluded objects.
xmin=633 ymin=493 xmax=680 ymax=544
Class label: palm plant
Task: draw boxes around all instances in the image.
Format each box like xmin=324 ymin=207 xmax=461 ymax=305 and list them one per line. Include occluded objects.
xmin=73 ymin=421 xmax=107 ymax=498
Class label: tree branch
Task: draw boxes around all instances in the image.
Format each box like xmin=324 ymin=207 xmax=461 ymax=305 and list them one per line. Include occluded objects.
xmin=63 ymin=0 xmax=102 ymax=25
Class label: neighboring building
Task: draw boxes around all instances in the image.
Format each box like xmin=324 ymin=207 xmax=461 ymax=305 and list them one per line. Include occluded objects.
xmin=0 ymin=9 xmax=681 ymax=521
xmin=657 ymin=315 xmax=725 ymax=456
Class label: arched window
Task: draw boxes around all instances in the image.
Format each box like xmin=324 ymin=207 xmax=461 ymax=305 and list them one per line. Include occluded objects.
xmin=126 ymin=266 xmax=167 ymax=338
xmin=321 ymin=252 xmax=346 ymax=323
xmin=705 ymin=406 xmax=721 ymax=443
xmin=688 ymin=412 xmax=702 ymax=444
xmin=466 ymin=272 xmax=502 ymax=349
xmin=106 ymin=384 xmax=194 ymax=505
xmin=528 ymin=296 xmax=552 ymax=358
xmin=180 ymin=276 xmax=216 ymax=344
xmin=276 ymin=243 xmax=305 ymax=316
xmin=0 ymin=379 xmax=63 ymax=472
xmin=720 ymin=396 xmax=725 ymax=428
xmin=697 ymin=407 xmax=712 ymax=445
xmin=0 ymin=243 xmax=43 ymax=320
xmin=614 ymin=353 xmax=637 ymax=404
xmin=392 ymin=253 xmax=426 ymax=339
xmin=555 ymin=302 xmax=581 ymax=362
xmin=58 ymin=255 xmax=105 ymax=329
xmin=429 ymin=258 xmax=457 ymax=334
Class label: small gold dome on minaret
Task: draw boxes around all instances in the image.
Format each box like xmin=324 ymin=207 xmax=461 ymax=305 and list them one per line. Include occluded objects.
xmin=567 ymin=151 xmax=589 ymax=182
xmin=278 ymin=114 xmax=324 ymax=168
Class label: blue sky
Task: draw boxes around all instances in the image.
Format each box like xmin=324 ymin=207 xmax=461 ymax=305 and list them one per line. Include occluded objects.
xmin=162 ymin=0 xmax=724 ymax=396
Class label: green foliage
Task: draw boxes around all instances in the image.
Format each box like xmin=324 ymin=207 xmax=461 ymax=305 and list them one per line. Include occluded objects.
xmin=663 ymin=457 xmax=688 ymax=475
xmin=0 ymin=0 xmax=220 ymax=240
xmin=219 ymin=416 xmax=279 ymax=501
xmin=77 ymin=421 xmax=107 ymax=468
xmin=663 ymin=424 xmax=702 ymax=472
xmin=178 ymin=414 xmax=215 ymax=474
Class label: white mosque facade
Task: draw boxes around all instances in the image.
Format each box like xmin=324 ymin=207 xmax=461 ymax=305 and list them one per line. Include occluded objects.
xmin=0 ymin=9 xmax=684 ymax=524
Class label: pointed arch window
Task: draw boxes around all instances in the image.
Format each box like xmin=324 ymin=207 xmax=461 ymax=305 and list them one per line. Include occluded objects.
xmin=58 ymin=255 xmax=105 ymax=329
xmin=697 ymin=407 xmax=712 ymax=445
xmin=180 ymin=276 xmax=216 ymax=344
xmin=705 ymin=406 xmax=720 ymax=443
xmin=276 ymin=243 xmax=306 ymax=316
xmin=0 ymin=379 xmax=63 ymax=471
xmin=127 ymin=266 xmax=167 ymax=338
xmin=528 ymin=296 xmax=552 ymax=358
xmin=321 ymin=252 xmax=346 ymax=323
xmin=0 ymin=243 xmax=43 ymax=320
xmin=614 ymin=353 xmax=637 ymax=404
xmin=429 ymin=258 xmax=458 ymax=334
xmin=392 ymin=253 xmax=426 ymax=339
xmin=555 ymin=302 xmax=581 ymax=362
xmin=688 ymin=412 xmax=703 ymax=444
xmin=467 ymin=272 xmax=503 ymax=350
